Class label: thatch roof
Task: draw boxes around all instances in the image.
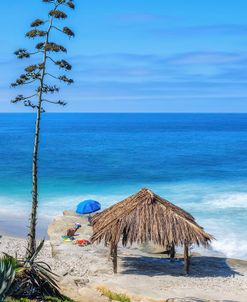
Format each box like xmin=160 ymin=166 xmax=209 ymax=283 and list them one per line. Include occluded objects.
xmin=91 ymin=188 xmax=213 ymax=248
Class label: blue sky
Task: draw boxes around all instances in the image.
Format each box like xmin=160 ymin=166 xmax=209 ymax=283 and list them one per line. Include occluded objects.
xmin=1 ymin=0 xmax=247 ymax=112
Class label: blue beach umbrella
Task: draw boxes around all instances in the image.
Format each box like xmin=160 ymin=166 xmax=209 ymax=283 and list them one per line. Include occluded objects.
xmin=76 ymin=199 xmax=101 ymax=215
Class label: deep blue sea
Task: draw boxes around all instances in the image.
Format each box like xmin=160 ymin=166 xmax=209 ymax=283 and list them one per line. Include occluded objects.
xmin=0 ymin=113 xmax=247 ymax=259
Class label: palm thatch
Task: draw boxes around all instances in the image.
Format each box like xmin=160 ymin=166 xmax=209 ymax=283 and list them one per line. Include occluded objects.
xmin=91 ymin=188 xmax=214 ymax=274
xmin=91 ymin=188 xmax=213 ymax=247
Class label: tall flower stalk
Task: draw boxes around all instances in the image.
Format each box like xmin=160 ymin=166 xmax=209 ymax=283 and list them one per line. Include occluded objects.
xmin=11 ymin=0 xmax=75 ymax=258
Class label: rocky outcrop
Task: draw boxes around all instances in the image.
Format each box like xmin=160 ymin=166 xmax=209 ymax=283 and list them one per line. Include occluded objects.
xmin=48 ymin=211 xmax=113 ymax=301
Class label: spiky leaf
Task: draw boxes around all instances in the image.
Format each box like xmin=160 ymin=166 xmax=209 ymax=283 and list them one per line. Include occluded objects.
xmin=9 ymin=240 xmax=62 ymax=299
xmin=0 ymin=255 xmax=16 ymax=300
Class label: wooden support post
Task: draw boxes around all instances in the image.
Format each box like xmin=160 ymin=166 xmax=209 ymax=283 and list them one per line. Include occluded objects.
xmin=184 ymin=243 xmax=190 ymax=274
xmin=112 ymin=244 xmax=118 ymax=274
xmin=108 ymin=242 xmax=113 ymax=261
xmin=170 ymin=244 xmax=175 ymax=260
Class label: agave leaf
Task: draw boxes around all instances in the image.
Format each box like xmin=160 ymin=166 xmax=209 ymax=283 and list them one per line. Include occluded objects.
xmin=28 ymin=239 xmax=45 ymax=264
xmin=15 ymin=240 xmax=62 ymax=299
xmin=0 ymin=255 xmax=16 ymax=300
xmin=35 ymin=261 xmax=52 ymax=270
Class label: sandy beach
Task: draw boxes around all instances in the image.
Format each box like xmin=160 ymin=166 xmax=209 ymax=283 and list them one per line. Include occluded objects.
xmin=1 ymin=211 xmax=247 ymax=302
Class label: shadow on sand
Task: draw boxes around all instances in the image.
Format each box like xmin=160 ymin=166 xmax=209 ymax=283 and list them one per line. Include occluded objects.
xmin=121 ymin=255 xmax=242 ymax=277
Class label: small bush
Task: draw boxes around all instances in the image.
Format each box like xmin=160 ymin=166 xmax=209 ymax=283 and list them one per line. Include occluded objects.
xmin=97 ymin=287 xmax=131 ymax=302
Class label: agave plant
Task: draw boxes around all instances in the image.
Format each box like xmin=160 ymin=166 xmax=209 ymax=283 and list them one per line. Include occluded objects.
xmin=10 ymin=240 xmax=62 ymax=300
xmin=0 ymin=255 xmax=17 ymax=301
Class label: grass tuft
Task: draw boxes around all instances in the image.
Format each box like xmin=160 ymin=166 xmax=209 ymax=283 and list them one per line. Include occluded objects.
xmin=97 ymin=286 xmax=131 ymax=302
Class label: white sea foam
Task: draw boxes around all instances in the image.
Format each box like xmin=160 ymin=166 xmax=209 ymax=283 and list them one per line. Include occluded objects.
xmin=154 ymin=185 xmax=247 ymax=260
xmin=0 ymin=193 xmax=127 ymax=237
xmin=0 ymin=193 xmax=126 ymax=222
xmin=154 ymin=181 xmax=247 ymax=207
xmin=202 ymin=192 xmax=247 ymax=209
xmin=196 ymin=215 xmax=247 ymax=260
xmin=39 ymin=193 xmax=126 ymax=213
xmin=211 ymin=236 xmax=247 ymax=259
xmin=1 ymin=188 xmax=247 ymax=259
xmin=0 ymin=196 xmax=29 ymax=218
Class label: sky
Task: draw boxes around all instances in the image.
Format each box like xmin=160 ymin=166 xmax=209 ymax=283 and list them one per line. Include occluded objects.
xmin=1 ymin=0 xmax=247 ymax=112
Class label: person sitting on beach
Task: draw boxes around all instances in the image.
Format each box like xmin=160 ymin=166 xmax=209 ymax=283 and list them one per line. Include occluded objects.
xmin=66 ymin=223 xmax=81 ymax=239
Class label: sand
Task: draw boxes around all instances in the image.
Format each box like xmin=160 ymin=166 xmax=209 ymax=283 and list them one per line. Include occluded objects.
xmin=1 ymin=211 xmax=247 ymax=302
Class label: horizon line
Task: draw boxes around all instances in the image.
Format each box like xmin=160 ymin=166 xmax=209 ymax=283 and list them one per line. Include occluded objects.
xmin=0 ymin=112 xmax=246 ymax=114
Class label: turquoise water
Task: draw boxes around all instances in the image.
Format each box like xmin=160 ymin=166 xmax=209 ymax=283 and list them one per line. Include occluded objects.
xmin=0 ymin=113 xmax=247 ymax=259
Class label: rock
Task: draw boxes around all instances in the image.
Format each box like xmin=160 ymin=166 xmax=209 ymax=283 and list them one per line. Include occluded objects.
xmin=63 ymin=210 xmax=77 ymax=216
xmin=48 ymin=212 xmax=92 ymax=243
xmin=74 ymin=277 xmax=90 ymax=287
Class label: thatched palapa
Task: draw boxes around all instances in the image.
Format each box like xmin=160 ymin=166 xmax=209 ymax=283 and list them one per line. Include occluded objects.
xmin=91 ymin=188 xmax=214 ymax=274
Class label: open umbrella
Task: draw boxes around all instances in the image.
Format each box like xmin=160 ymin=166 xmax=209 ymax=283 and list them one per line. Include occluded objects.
xmin=76 ymin=199 xmax=101 ymax=215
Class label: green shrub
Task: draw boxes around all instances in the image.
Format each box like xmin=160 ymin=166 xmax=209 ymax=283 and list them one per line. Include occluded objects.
xmin=10 ymin=240 xmax=62 ymax=300
xmin=1 ymin=243 xmax=74 ymax=302
xmin=97 ymin=287 xmax=131 ymax=302
xmin=0 ymin=255 xmax=17 ymax=301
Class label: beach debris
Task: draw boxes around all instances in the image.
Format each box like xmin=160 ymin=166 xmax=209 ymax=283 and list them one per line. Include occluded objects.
xmin=74 ymin=239 xmax=91 ymax=247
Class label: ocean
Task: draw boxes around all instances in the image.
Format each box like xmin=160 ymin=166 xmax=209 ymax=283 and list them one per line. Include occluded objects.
xmin=0 ymin=113 xmax=247 ymax=259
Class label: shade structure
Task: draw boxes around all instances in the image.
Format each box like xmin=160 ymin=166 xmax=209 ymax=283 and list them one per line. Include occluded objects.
xmin=91 ymin=188 xmax=214 ymax=274
xmin=76 ymin=199 xmax=101 ymax=215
